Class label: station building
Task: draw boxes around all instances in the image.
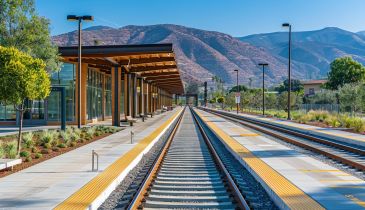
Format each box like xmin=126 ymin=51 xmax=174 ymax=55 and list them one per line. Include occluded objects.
xmin=0 ymin=43 xmax=184 ymax=126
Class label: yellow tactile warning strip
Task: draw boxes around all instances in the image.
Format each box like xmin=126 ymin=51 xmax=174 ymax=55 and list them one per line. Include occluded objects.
xmin=345 ymin=195 xmax=365 ymax=207
xmin=55 ymin=108 xmax=183 ymax=210
xmin=195 ymin=110 xmax=325 ymax=210
xmin=240 ymin=133 xmax=260 ymax=137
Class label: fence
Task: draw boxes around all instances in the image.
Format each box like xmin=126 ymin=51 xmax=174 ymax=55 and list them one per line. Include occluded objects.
xmin=298 ymin=104 xmax=339 ymax=113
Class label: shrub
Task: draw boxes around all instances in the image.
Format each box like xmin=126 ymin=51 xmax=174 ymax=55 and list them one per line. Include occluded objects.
xmin=0 ymin=144 xmax=4 ymax=158
xmin=95 ymin=131 xmax=102 ymax=136
xmin=57 ymin=143 xmax=67 ymax=148
xmin=70 ymin=142 xmax=77 ymax=147
xmin=44 ymin=142 xmax=52 ymax=149
xmin=60 ymin=131 xmax=71 ymax=145
xmin=40 ymin=130 xmax=54 ymax=146
xmin=3 ymin=141 xmax=17 ymax=159
xmin=86 ymin=127 xmax=96 ymax=139
xmin=32 ymin=147 xmax=39 ymax=153
xmin=35 ymin=153 xmax=42 ymax=159
xmin=25 ymin=156 xmax=32 ymax=162
xmin=350 ymin=118 xmax=365 ymax=133
xmin=72 ymin=127 xmax=82 ymax=136
xmin=19 ymin=151 xmax=30 ymax=158
xmin=22 ymin=132 xmax=34 ymax=148
xmin=70 ymin=132 xmax=80 ymax=142
xmin=298 ymin=114 xmax=312 ymax=124
xmin=324 ymin=116 xmax=340 ymax=128
xmin=66 ymin=127 xmax=73 ymax=134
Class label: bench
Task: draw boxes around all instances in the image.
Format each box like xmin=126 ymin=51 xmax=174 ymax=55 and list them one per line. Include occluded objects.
xmin=0 ymin=159 xmax=22 ymax=171
xmin=147 ymin=112 xmax=153 ymax=118
xmin=126 ymin=116 xmax=137 ymax=126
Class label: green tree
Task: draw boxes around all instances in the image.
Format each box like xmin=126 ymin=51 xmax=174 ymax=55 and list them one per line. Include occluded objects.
xmin=224 ymin=92 xmax=236 ymax=110
xmin=338 ymin=83 xmax=364 ymax=113
xmin=185 ymin=82 xmax=199 ymax=94
xmin=0 ymin=0 xmax=61 ymax=71
xmin=229 ymin=85 xmax=247 ymax=93
xmin=274 ymin=79 xmax=303 ymax=93
xmin=217 ymin=96 xmax=225 ymax=109
xmin=325 ymin=57 xmax=365 ymax=90
xmin=277 ymin=91 xmax=297 ymax=112
xmin=0 ymin=46 xmax=51 ymax=155
xmin=265 ymin=93 xmax=278 ymax=110
xmin=305 ymin=90 xmax=337 ymax=104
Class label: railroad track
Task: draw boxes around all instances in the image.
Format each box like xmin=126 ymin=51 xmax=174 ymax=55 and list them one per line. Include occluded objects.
xmin=200 ymin=107 xmax=365 ymax=173
xmin=127 ymin=107 xmax=249 ymax=209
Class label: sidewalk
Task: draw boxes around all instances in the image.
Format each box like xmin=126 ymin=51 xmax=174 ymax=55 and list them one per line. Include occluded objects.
xmin=0 ymin=108 xmax=181 ymax=210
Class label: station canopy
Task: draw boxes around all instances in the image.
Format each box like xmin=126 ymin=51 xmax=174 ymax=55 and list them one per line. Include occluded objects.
xmin=59 ymin=43 xmax=184 ymax=94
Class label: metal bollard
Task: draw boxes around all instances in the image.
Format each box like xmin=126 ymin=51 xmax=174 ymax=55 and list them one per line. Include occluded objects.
xmin=92 ymin=150 xmax=99 ymax=172
xmin=131 ymin=130 xmax=134 ymax=144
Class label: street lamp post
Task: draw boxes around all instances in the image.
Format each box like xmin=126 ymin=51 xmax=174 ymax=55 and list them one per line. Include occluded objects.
xmin=234 ymin=69 xmax=239 ymax=114
xmin=67 ymin=15 xmax=93 ymax=128
xmin=258 ymin=63 xmax=268 ymax=116
xmin=282 ymin=23 xmax=292 ymax=120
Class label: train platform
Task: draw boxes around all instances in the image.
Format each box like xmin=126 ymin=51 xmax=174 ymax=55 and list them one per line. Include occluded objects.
xmin=211 ymin=108 xmax=365 ymax=148
xmin=194 ymin=108 xmax=365 ymax=210
xmin=0 ymin=107 xmax=183 ymax=210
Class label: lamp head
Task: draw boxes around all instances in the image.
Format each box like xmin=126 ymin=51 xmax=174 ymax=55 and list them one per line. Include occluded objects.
xmin=258 ymin=63 xmax=269 ymax=66
xmin=282 ymin=23 xmax=290 ymax=27
xmin=67 ymin=15 xmax=78 ymax=21
xmin=82 ymin=15 xmax=94 ymax=21
xmin=234 ymin=69 xmax=238 ymax=72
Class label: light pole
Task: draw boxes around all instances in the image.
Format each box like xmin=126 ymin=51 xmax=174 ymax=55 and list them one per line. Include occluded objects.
xmin=234 ymin=69 xmax=239 ymax=114
xmin=258 ymin=63 xmax=268 ymax=116
xmin=67 ymin=15 xmax=93 ymax=128
xmin=282 ymin=22 xmax=292 ymax=120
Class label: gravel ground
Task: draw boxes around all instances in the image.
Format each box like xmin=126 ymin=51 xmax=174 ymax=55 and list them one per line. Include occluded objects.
xmin=98 ymin=120 xmax=177 ymax=210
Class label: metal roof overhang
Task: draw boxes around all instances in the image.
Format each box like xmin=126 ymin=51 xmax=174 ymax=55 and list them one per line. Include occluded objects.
xmin=59 ymin=44 xmax=184 ymax=94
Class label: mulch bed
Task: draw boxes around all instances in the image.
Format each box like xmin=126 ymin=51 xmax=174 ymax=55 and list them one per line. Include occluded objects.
xmin=239 ymin=111 xmax=364 ymax=135
xmin=0 ymin=132 xmax=118 ymax=178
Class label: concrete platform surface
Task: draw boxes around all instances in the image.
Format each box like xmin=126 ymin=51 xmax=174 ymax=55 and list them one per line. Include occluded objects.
xmin=196 ymin=108 xmax=365 ymax=210
xmin=0 ymin=108 xmax=181 ymax=210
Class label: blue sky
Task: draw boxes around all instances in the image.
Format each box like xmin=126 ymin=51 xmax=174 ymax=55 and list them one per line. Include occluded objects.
xmin=36 ymin=0 xmax=365 ymax=36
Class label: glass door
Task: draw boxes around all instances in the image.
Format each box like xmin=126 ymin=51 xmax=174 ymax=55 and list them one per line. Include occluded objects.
xmin=23 ymin=99 xmax=47 ymax=125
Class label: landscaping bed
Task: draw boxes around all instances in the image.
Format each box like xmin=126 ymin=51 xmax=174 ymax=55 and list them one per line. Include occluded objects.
xmin=227 ymin=109 xmax=365 ymax=135
xmin=0 ymin=125 xmax=122 ymax=178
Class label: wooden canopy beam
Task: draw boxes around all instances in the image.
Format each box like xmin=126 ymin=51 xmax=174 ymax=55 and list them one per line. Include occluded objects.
xmin=130 ymin=65 xmax=177 ymax=73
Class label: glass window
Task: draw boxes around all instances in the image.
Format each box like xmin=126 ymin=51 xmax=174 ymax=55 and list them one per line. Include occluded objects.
xmin=105 ymin=75 xmax=112 ymax=117
xmin=87 ymin=68 xmax=103 ymax=120
xmin=121 ymin=80 xmax=124 ymax=116
xmin=0 ymin=104 xmax=16 ymax=121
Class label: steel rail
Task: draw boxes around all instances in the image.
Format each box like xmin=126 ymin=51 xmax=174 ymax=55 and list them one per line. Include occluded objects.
xmin=191 ymin=107 xmax=251 ymax=210
xmin=127 ymin=107 xmax=186 ymax=210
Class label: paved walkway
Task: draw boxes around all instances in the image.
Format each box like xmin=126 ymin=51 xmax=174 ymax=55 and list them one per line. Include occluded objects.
xmin=0 ymin=108 xmax=181 ymax=210
xmin=0 ymin=125 xmax=60 ymax=137
xmin=196 ymin=108 xmax=365 ymax=209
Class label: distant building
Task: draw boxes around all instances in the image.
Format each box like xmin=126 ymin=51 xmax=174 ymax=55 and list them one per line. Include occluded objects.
xmin=301 ymin=79 xmax=327 ymax=96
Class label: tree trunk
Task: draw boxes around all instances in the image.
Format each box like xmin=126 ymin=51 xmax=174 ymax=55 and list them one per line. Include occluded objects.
xmin=17 ymin=104 xmax=24 ymax=156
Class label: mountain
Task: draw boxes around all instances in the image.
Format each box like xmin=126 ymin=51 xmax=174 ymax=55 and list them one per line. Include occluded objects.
xmin=239 ymin=27 xmax=365 ymax=78
xmin=53 ymin=24 xmax=303 ymax=86
xmin=53 ymin=24 xmax=365 ymax=87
